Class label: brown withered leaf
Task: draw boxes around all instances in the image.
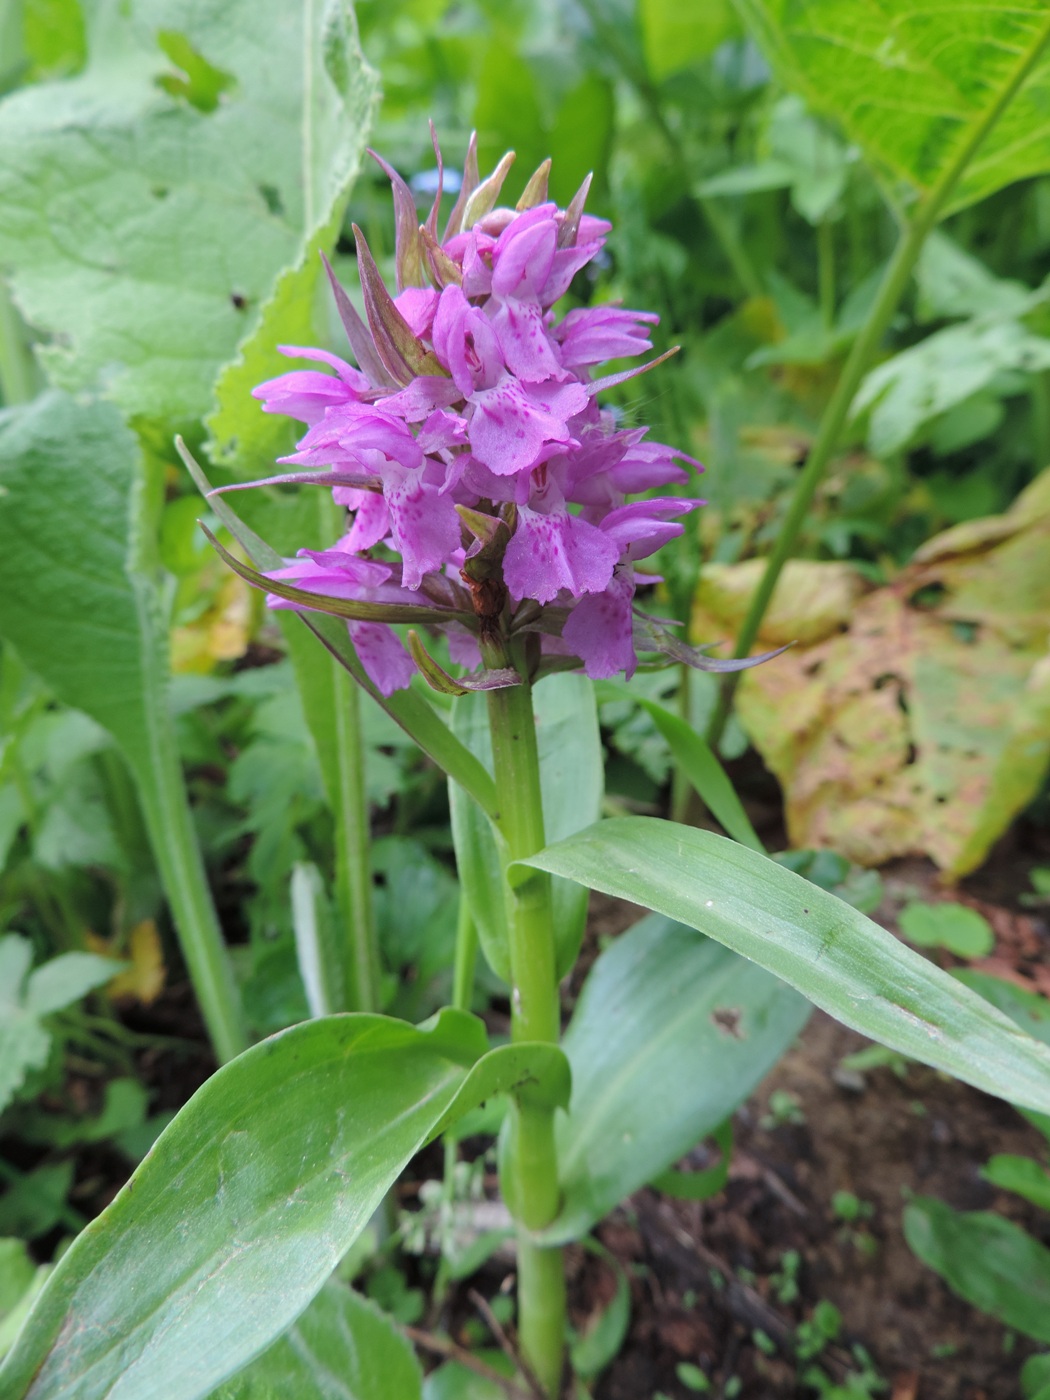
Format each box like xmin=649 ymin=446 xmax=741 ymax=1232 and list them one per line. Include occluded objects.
xmin=692 ymin=470 xmax=1050 ymax=875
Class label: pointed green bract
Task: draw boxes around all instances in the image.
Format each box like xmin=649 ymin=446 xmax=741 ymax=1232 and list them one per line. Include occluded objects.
xmin=523 ymin=818 xmax=1050 ymax=1115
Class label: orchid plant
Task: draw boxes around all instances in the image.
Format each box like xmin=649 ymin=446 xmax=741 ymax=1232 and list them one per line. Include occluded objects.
xmin=6 ymin=135 xmax=1050 ymax=1400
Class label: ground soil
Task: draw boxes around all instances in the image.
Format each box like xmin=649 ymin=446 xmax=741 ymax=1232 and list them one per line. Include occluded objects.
xmin=554 ymin=842 xmax=1050 ymax=1400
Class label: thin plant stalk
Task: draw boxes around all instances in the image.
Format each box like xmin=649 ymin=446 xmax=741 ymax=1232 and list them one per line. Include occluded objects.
xmin=136 ymin=720 xmax=247 ymax=1063
xmin=484 ymin=649 xmax=564 ymax=1398
xmin=433 ymin=895 xmax=481 ymax=1309
xmin=0 ymin=280 xmax=34 ymax=407
xmin=706 ymin=16 xmax=1050 ymax=751
xmin=331 ymin=665 xmax=380 ymax=1011
xmin=817 ymin=217 xmax=836 ymax=330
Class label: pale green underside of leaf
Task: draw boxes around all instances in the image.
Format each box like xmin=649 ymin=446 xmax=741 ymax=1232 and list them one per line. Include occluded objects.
xmin=547 ymin=914 xmax=809 ymax=1243
xmin=208 ymin=1282 xmax=422 ymax=1400
xmin=524 ymin=818 xmax=1050 ymax=1115
xmin=0 ymin=1011 xmax=567 ymax=1400
xmin=0 ymin=0 xmax=377 ymax=426
xmin=736 ymin=0 xmax=1050 ymax=215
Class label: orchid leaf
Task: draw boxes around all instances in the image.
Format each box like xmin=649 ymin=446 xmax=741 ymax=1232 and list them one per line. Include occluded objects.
xmin=0 ymin=1011 xmax=566 ymax=1400
xmin=210 ymin=1281 xmax=423 ymax=1400
xmin=210 ymin=1282 xmax=422 ymax=1400
xmin=523 ymin=818 xmax=1050 ymax=1115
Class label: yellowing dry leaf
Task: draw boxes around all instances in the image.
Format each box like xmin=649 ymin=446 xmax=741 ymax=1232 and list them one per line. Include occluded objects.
xmin=86 ymin=921 xmax=166 ymax=1004
xmin=693 ymin=470 xmax=1050 ymax=876
xmin=171 ymin=572 xmax=252 ymax=673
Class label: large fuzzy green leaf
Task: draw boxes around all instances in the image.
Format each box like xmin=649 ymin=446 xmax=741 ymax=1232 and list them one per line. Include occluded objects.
xmin=0 ymin=1011 xmax=568 ymax=1400
xmin=0 ymin=0 xmax=376 ymax=427
xmin=547 ymin=914 xmax=809 ymax=1243
xmin=736 ymin=1 xmax=1050 ymax=216
xmin=523 ymin=818 xmax=1050 ymax=1114
xmin=0 ymin=392 xmax=244 ymax=1060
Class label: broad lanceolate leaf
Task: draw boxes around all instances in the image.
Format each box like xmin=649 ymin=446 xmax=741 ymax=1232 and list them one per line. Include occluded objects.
xmin=0 ymin=0 xmax=377 ymax=427
xmin=737 ymin=1 xmax=1050 ymax=216
xmin=0 ymin=1011 xmax=568 ymax=1400
xmin=0 ymin=393 xmax=244 ymax=1061
xmin=546 ymin=914 xmax=809 ymax=1243
xmin=450 ymin=675 xmax=604 ymax=984
xmin=523 ymin=819 xmax=1050 ymax=1115
xmin=904 ymin=1196 xmax=1050 ymax=1343
xmin=209 ymin=1282 xmax=422 ymax=1400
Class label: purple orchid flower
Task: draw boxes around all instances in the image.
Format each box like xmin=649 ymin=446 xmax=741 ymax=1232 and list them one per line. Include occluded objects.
xmin=220 ymin=133 xmax=771 ymax=697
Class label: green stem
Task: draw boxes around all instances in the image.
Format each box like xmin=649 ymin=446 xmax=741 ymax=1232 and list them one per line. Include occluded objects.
xmin=452 ymin=891 xmax=478 ymax=1014
xmin=707 ymin=17 xmax=1050 ymax=750
xmin=133 ymin=648 xmax=246 ymax=1063
xmin=0 ymin=281 xmax=34 ymax=407
xmin=817 ymin=218 xmax=835 ymax=330
xmin=331 ymin=666 xmax=379 ymax=1012
xmin=1031 ymin=368 xmax=1050 ymax=470
xmin=433 ymin=894 xmax=481 ymax=1308
xmin=484 ymin=657 xmax=564 ymax=1398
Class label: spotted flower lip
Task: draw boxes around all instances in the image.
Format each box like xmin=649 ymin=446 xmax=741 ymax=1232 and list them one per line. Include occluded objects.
xmin=223 ymin=133 xmax=780 ymax=696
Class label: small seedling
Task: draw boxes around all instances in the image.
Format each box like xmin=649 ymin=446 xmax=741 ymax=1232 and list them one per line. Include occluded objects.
xmin=762 ymin=1089 xmax=806 ymax=1128
xmin=675 ymin=1361 xmax=711 ymax=1392
xmin=832 ymin=1191 xmax=874 ymax=1224
xmin=771 ymin=1248 xmax=801 ymax=1304
xmin=898 ymin=901 xmax=994 ymax=959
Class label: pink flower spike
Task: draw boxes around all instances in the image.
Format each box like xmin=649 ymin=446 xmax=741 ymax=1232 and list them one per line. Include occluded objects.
xmin=395 ymin=287 xmax=440 ymax=339
xmin=468 ymin=378 xmax=579 ymax=476
xmin=491 ymin=212 xmax=558 ymax=299
xmin=383 ymin=467 xmax=463 ymax=589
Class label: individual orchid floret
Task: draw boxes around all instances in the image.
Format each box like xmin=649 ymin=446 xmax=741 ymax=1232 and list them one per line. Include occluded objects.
xmin=217 ymin=132 xmax=779 ymax=696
